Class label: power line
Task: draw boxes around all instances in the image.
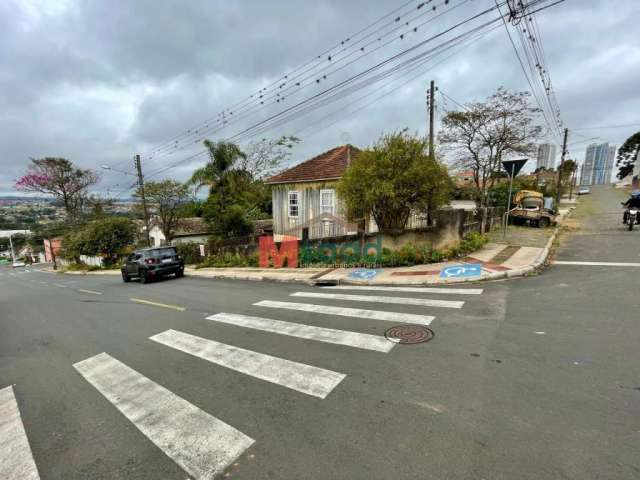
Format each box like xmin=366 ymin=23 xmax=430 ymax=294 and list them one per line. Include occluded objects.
xmin=143 ymin=0 xmax=471 ymax=164
xmin=113 ymin=0 xmax=565 ymax=184
xmin=137 ymin=0 xmax=455 ymax=161
xmin=572 ymin=123 xmax=640 ymax=131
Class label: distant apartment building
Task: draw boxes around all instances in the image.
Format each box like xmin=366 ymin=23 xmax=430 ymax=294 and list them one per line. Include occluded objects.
xmin=536 ymin=143 xmax=556 ymax=170
xmin=580 ymin=143 xmax=617 ymax=185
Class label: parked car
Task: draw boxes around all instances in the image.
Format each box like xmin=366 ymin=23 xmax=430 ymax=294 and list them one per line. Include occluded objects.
xmin=578 ymin=186 xmax=590 ymax=195
xmin=12 ymin=260 xmax=26 ymax=268
xmin=121 ymin=247 xmax=184 ymax=284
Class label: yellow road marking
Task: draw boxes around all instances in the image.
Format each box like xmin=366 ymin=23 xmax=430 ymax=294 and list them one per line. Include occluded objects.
xmin=130 ymin=298 xmax=186 ymax=311
xmin=78 ymin=289 xmax=103 ymax=295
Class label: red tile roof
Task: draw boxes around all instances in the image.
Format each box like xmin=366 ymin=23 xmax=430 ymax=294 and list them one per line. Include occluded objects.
xmin=265 ymin=144 xmax=360 ymax=184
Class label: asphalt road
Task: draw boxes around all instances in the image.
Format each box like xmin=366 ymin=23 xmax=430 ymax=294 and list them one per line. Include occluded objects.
xmin=1 ymin=185 xmax=638 ymax=479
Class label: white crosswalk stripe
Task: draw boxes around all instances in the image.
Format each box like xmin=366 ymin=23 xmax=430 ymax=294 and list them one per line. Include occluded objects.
xmin=73 ymin=353 xmax=254 ymax=480
xmin=0 ymin=386 xmax=40 ymax=480
xmin=290 ymin=291 xmax=464 ymax=308
xmin=321 ymin=285 xmax=483 ymax=295
xmin=207 ymin=312 xmax=393 ymax=352
xmin=254 ymin=300 xmax=434 ymax=326
xmin=151 ymin=329 xmax=346 ymax=398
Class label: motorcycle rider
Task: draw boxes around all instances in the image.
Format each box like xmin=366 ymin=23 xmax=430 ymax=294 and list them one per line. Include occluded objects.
xmin=622 ymin=190 xmax=640 ymax=224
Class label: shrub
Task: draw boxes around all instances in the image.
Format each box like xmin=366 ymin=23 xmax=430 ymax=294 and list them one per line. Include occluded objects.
xmin=174 ymin=243 xmax=202 ymax=265
xmin=196 ymin=252 xmax=258 ymax=268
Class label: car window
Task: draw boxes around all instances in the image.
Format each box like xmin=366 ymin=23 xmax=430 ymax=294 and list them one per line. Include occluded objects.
xmin=147 ymin=248 xmax=176 ymax=257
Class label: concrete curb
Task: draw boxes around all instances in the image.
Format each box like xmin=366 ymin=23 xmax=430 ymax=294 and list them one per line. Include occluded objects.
xmin=329 ymin=206 xmax=575 ymax=286
xmin=48 ymin=207 xmax=573 ymax=287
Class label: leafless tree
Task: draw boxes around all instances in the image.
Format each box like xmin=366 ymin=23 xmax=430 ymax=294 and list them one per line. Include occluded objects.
xmin=439 ymin=88 xmax=543 ymax=213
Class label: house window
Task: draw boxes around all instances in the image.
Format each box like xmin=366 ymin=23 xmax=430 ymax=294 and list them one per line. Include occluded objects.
xmin=288 ymin=191 xmax=299 ymax=218
xmin=320 ymin=189 xmax=335 ymax=215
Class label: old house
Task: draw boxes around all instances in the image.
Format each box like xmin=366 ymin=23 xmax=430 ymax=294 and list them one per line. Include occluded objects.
xmin=265 ymin=145 xmax=360 ymax=241
xmin=149 ymin=217 xmax=210 ymax=247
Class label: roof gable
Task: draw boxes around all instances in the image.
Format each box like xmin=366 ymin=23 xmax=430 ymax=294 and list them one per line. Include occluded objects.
xmin=265 ymin=144 xmax=360 ymax=184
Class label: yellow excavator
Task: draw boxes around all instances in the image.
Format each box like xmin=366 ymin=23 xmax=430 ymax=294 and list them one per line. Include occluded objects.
xmin=509 ymin=190 xmax=556 ymax=228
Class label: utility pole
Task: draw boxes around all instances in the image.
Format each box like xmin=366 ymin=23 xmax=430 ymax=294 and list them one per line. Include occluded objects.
xmin=427 ymin=80 xmax=436 ymax=158
xmin=555 ymin=127 xmax=569 ymax=209
xmin=569 ymin=161 xmax=578 ymax=200
xmin=8 ymin=233 xmax=15 ymax=263
xmin=134 ymin=154 xmax=151 ymax=247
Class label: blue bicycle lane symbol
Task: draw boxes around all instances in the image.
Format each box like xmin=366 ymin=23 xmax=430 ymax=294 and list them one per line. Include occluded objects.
xmin=440 ymin=263 xmax=482 ymax=278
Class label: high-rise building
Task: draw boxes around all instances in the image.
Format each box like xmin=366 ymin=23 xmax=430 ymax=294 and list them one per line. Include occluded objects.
xmin=580 ymin=143 xmax=617 ymax=185
xmin=536 ymin=143 xmax=556 ymax=170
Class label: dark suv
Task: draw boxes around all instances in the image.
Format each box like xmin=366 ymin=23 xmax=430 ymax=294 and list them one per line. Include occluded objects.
xmin=121 ymin=247 xmax=184 ymax=284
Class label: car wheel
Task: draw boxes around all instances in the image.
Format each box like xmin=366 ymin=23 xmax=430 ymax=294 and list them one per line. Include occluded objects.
xmin=538 ymin=217 xmax=550 ymax=228
xmin=122 ymin=271 xmax=130 ymax=283
xmin=140 ymin=270 xmax=149 ymax=284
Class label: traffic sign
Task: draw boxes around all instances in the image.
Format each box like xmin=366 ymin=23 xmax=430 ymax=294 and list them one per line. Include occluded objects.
xmin=502 ymin=159 xmax=528 ymax=177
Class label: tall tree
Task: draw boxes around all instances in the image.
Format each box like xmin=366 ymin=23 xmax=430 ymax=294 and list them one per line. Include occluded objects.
xmin=616 ymin=131 xmax=640 ymax=180
xmin=189 ymin=140 xmax=246 ymax=193
xmin=239 ymin=135 xmax=300 ymax=178
xmin=192 ymin=139 xmax=270 ymax=239
xmin=14 ymin=158 xmax=99 ymax=220
xmin=337 ymin=131 xmax=452 ymax=235
xmin=439 ymin=88 xmax=543 ymax=210
xmin=139 ymin=180 xmax=190 ymax=244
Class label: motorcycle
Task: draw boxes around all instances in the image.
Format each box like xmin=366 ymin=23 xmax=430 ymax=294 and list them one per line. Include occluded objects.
xmin=622 ymin=202 xmax=639 ymax=231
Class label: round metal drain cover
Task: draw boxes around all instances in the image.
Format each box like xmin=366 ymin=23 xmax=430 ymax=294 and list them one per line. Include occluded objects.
xmin=384 ymin=325 xmax=434 ymax=344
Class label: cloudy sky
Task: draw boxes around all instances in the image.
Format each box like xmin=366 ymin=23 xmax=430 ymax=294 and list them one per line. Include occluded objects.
xmin=1 ymin=0 xmax=639 ymax=196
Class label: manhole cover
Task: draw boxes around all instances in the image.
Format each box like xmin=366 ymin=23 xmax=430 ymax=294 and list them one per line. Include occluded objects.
xmin=384 ymin=325 xmax=434 ymax=344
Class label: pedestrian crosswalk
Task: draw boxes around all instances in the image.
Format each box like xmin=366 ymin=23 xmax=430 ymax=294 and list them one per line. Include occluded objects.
xmin=150 ymin=329 xmax=346 ymax=398
xmin=253 ymin=299 xmax=434 ymax=325
xmin=74 ymin=352 xmax=255 ymax=480
xmin=3 ymin=283 xmax=484 ymax=479
xmin=0 ymin=386 xmax=40 ymax=480
xmin=207 ymin=312 xmax=394 ymax=352
xmin=290 ymin=291 xmax=465 ymax=308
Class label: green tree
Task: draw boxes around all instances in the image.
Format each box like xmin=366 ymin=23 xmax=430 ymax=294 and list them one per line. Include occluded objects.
xmin=62 ymin=217 xmax=136 ymax=265
xmin=337 ymin=131 xmax=453 ymax=235
xmin=192 ymin=139 xmax=271 ymax=239
xmin=139 ymin=180 xmax=191 ymax=244
xmin=189 ymin=140 xmax=246 ymax=193
xmin=616 ymin=131 xmax=640 ymax=180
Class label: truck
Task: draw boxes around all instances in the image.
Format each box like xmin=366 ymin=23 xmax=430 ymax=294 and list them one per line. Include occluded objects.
xmin=508 ymin=190 xmax=556 ymax=228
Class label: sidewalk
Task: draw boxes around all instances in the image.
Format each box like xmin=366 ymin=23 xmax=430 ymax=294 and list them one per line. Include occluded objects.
xmin=49 ymin=204 xmax=574 ymax=286
xmin=188 ymin=205 xmax=574 ymax=286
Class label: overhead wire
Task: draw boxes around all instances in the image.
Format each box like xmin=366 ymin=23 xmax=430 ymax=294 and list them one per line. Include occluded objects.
xmin=143 ymin=0 xmax=471 ymax=164
xmin=109 ymin=0 xmax=565 ymax=193
xmin=138 ymin=0 xmax=452 ymax=161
